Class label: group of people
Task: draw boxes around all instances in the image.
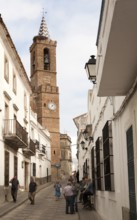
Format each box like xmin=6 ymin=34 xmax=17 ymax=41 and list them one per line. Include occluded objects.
xmin=9 ymin=176 xmax=37 ymax=205
xmin=54 ymin=173 xmax=79 ymax=214
xmin=54 ymin=172 xmax=93 ymax=214
xmin=79 ymin=176 xmax=94 ymax=207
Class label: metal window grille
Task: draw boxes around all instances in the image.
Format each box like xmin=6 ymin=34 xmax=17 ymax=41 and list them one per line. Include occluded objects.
xmin=102 ymin=120 xmax=114 ymax=191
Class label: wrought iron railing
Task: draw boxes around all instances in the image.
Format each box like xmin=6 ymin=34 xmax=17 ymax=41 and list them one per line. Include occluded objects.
xmin=4 ymin=119 xmax=28 ymax=145
xmin=29 ymin=139 xmax=36 ymax=154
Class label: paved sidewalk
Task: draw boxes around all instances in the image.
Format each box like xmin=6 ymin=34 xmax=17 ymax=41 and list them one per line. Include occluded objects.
xmin=78 ymin=202 xmax=102 ymax=220
xmin=0 ymin=182 xmax=52 ymax=218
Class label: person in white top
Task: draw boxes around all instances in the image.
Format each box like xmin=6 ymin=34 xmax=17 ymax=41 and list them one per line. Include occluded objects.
xmin=63 ymin=182 xmax=74 ymax=214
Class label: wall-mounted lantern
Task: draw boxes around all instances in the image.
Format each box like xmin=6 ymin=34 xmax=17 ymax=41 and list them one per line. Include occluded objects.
xmin=85 ymin=55 xmax=96 ymax=84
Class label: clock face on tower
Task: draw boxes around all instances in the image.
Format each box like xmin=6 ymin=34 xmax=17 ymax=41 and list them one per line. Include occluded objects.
xmin=48 ymin=102 xmax=56 ymax=110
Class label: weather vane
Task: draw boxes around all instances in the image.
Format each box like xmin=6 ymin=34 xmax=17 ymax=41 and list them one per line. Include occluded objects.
xmin=42 ymin=8 xmax=47 ymax=17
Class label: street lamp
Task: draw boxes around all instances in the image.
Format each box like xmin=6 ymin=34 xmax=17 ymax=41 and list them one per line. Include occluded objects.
xmin=80 ymin=141 xmax=87 ymax=151
xmin=83 ymin=129 xmax=89 ymax=140
xmin=83 ymin=124 xmax=92 ymax=141
xmin=80 ymin=141 xmax=85 ymax=150
xmin=85 ymin=55 xmax=96 ymax=84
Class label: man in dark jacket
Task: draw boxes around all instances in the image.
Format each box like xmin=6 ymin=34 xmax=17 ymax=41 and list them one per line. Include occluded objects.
xmin=28 ymin=177 xmax=37 ymax=205
xmin=9 ymin=176 xmax=19 ymax=202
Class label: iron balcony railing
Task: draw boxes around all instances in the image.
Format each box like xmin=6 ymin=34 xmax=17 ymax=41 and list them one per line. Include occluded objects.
xmin=29 ymin=139 xmax=36 ymax=155
xmin=38 ymin=144 xmax=46 ymax=155
xmin=23 ymin=138 xmax=36 ymax=156
xmin=4 ymin=119 xmax=28 ymax=148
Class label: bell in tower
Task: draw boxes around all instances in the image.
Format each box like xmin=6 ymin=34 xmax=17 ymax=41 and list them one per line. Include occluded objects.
xmin=44 ymin=48 xmax=50 ymax=70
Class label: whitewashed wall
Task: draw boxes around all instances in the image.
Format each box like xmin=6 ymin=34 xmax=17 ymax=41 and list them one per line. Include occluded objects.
xmin=30 ymin=109 xmax=51 ymax=180
xmin=0 ymin=22 xmax=31 ymax=189
xmin=88 ymin=83 xmax=137 ymax=220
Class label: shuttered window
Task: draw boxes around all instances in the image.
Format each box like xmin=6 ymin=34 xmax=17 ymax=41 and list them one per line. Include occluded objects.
xmin=102 ymin=120 xmax=114 ymax=191
xmin=96 ymin=137 xmax=104 ymax=190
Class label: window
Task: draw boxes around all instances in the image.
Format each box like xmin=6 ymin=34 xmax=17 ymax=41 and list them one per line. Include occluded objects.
xmin=24 ymin=92 xmax=28 ymax=118
xmin=102 ymin=120 xmax=114 ymax=191
xmin=44 ymin=48 xmax=50 ymax=70
xmin=96 ymin=137 xmax=104 ymax=190
xmin=32 ymin=163 xmax=36 ymax=176
xmin=4 ymin=57 xmax=9 ymax=82
xmin=13 ymin=73 xmax=17 ymax=94
xmin=14 ymin=156 xmax=18 ymax=177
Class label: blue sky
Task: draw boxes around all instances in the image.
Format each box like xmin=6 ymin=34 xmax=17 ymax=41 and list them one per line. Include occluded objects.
xmin=1 ymin=0 xmax=101 ymax=159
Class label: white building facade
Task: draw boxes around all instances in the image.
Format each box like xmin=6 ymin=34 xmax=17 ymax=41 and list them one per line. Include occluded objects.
xmin=0 ymin=15 xmax=51 ymax=203
xmin=29 ymin=109 xmax=51 ymax=184
xmin=75 ymin=0 xmax=137 ymax=219
xmin=0 ymin=15 xmax=32 ymax=199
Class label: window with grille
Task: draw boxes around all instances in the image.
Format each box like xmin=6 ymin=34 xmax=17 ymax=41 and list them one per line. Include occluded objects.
xmin=102 ymin=120 xmax=114 ymax=191
xmin=44 ymin=48 xmax=50 ymax=70
xmin=96 ymin=137 xmax=104 ymax=190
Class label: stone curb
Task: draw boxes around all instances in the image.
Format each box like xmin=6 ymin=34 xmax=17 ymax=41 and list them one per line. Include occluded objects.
xmin=0 ymin=182 xmax=52 ymax=217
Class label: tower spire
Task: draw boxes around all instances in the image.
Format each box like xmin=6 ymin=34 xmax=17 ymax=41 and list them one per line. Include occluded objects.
xmin=38 ymin=9 xmax=50 ymax=38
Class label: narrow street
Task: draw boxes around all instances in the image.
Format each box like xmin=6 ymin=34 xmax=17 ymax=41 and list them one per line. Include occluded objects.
xmin=1 ymin=184 xmax=79 ymax=220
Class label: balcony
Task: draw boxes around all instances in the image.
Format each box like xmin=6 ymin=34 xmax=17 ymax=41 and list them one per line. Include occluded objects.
xmin=4 ymin=119 xmax=28 ymax=149
xmin=34 ymin=140 xmax=40 ymax=150
xmin=38 ymin=144 xmax=46 ymax=156
xmin=23 ymin=139 xmax=36 ymax=157
xmin=97 ymin=0 xmax=137 ymax=96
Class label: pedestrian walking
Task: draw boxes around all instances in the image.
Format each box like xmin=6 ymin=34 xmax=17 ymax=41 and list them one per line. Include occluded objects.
xmin=63 ymin=181 xmax=74 ymax=214
xmin=54 ymin=180 xmax=62 ymax=200
xmin=9 ymin=175 xmax=19 ymax=203
xmin=28 ymin=177 xmax=37 ymax=205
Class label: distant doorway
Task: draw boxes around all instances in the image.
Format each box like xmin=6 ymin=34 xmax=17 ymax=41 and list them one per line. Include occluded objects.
xmin=47 ymin=168 xmax=48 ymax=182
xmin=24 ymin=162 xmax=29 ymax=190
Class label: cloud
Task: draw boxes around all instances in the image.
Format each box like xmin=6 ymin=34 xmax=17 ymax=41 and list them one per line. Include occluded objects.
xmin=0 ymin=0 xmax=101 ymax=158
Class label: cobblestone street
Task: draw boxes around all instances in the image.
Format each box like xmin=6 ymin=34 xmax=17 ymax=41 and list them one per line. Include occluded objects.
xmin=0 ymin=184 xmax=79 ymax=220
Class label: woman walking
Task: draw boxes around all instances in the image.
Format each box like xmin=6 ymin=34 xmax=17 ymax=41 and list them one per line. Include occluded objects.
xmin=54 ymin=180 xmax=62 ymax=200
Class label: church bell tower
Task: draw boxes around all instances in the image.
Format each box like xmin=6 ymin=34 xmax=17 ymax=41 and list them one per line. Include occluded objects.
xmin=30 ymin=15 xmax=60 ymax=179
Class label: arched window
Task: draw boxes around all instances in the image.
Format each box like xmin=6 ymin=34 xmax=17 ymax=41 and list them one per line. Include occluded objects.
xmin=44 ymin=48 xmax=50 ymax=70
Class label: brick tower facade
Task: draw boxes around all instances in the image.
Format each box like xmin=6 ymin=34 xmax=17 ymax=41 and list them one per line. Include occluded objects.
xmin=30 ymin=15 xmax=60 ymax=179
